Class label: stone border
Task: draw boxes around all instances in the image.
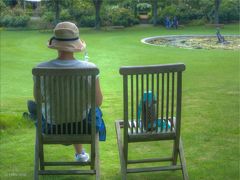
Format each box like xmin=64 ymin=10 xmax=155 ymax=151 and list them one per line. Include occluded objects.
xmin=141 ymin=35 xmax=240 ymax=47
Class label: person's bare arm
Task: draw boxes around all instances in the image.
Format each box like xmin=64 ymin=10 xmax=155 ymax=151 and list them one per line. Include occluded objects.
xmin=95 ymin=78 xmax=103 ymax=106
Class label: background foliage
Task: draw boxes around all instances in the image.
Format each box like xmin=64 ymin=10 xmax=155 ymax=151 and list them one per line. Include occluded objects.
xmin=0 ymin=0 xmax=239 ymax=28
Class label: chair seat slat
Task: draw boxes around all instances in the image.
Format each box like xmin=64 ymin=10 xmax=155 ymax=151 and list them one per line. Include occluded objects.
xmin=43 ymin=161 xmax=91 ymax=166
xmin=128 ymin=157 xmax=173 ymax=164
xmin=42 ymin=135 xmax=92 ymax=144
xmin=38 ymin=170 xmax=95 ymax=175
xmin=127 ymin=165 xmax=182 ymax=173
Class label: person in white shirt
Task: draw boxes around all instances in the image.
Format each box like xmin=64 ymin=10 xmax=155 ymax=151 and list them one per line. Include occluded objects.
xmin=33 ymin=21 xmax=103 ymax=162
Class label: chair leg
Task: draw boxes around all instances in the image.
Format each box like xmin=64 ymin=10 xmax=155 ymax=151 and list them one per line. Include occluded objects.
xmin=34 ymin=132 xmax=39 ymax=180
xmin=179 ymin=138 xmax=189 ymax=180
xmin=95 ymin=133 xmax=100 ymax=180
xmin=39 ymin=143 xmax=44 ymax=170
xmin=91 ymin=137 xmax=96 ymax=170
xmin=115 ymin=120 xmax=127 ymax=180
xmin=172 ymin=138 xmax=180 ymax=165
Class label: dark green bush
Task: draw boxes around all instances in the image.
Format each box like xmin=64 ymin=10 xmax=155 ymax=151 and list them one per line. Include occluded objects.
xmin=38 ymin=10 xmax=55 ymax=29
xmin=0 ymin=0 xmax=6 ymax=16
xmin=0 ymin=15 xmax=30 ymax=27
xmin=69 ymin=0 xmax=94 ymax=26
xmin=12 ymin=15 xmax=30 ymax=27
xmin=78 ymin=16 xmax=95 ymax=27
xmin=40 ymin=2 xmax=95 ymax=28
xmin=157 ymin=0 xmax=239 ymax=25
xmin=158 ymin=4 xmax=205 ymax=25
xmin=0 ymin=6 xmax=30 ymax=27
xmin=41 ymin=11 xmax=54 ymax=23
xmin=59 ymin=9 xmax=72 ymax=22
xmin=219 ymin=0 xmax=240 ymax=23
xmin=157 ymin=5 xmax=177 ymax=24
xmin=102 ymin=7 xmax=139 ymax=27
xmin=0 ymin=15 xmax=12 ymax=27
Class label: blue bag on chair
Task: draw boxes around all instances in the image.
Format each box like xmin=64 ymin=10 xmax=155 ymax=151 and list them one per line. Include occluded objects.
xmin=137 ymin=91 xmax=171 ymax=131
xmin=88 ymin=108 xmax=106 ymax=141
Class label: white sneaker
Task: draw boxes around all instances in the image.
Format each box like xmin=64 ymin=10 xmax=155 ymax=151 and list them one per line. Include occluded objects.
xmin=75 ymin=150 xmax=89 ymax=162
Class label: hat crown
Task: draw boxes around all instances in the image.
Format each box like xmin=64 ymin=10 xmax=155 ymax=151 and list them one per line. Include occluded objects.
xmin=54 ymin=22 xmax=79 ymax=39
xmin=48 ymin=21 xmax=85 ymax=52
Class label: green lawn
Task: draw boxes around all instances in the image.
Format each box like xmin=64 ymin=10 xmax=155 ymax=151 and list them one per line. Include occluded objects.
xmin=0 ymin=24 xmax=239 ymax=180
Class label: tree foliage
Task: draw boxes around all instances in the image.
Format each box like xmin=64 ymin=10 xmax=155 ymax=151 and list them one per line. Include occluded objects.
xmin=0 ymin=0 xmax=239 ymax=28
xmin=219 ymin=0 xmax=240 ymax=23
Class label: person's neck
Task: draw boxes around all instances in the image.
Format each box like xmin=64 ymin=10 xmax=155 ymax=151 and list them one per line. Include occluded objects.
xmin=57 ymin=51 xmax=75 ymax=60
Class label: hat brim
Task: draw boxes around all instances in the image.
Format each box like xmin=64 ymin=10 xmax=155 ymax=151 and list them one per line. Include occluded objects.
xmin=48 ymin=39 xmax=86 ymax=52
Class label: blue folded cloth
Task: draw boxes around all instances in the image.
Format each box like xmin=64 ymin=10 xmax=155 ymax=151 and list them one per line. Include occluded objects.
xmin=147 ymin=119 xmax=171 ymax=130
xmin=88 ymin=108 xmax=106 ymax=141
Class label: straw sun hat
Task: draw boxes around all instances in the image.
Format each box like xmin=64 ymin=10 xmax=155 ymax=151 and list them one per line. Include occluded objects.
xmin=48 ymin=22 xmax=86 ymax=52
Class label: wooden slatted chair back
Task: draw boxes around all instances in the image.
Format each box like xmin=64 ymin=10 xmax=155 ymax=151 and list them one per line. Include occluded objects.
xmin=33 ymin=67 xmax=98 ymax=139
xmin=119 ymin=64 xmax=185 ymax=139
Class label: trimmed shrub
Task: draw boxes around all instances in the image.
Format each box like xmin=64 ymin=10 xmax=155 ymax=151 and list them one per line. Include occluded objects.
xmin=0 ymin=15 xmax=12 ymax=27
xmin=219 ymin=0 xmax=240 ymax=23
xmin=38 ymin=11 xmax=54 ymax=29
xmin=158 ymin=4 xmax=205 ymax=25
xmin=102 ymin=6 xmax=139 ymax=27
xmin=156 ymin=0 xmax=239 ymax=25
xmin=12 ymin=15 xmax=30 ymax=27
xmin=0 ymin=6 xmax=30 ymax=27
xmin=0 ymin=15 xmax=30 ymax=27
xmin=69 ymin=0 xmax=94 ymax=26
xmin=78 ymin=16 xmax=95 ymax=27
xmin=0 ymin=0 xmax=6 ymax=16
xmin=60 ymin=9 xmax=72 ymax=22
xmin=157 ymin=5 xmax=177 ymax=24
xmin=41 ymin=11 xmax=54 ymax=23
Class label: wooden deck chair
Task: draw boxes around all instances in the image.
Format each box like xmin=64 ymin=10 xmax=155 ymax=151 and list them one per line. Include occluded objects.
xmin=115 ymin=63 xmax=188 ymax=180
xmin=32 ymin=67 xmax=100 ymax=180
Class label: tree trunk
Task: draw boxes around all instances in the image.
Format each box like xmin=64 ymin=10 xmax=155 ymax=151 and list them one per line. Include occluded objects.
xmin=214 ymin=0 xmax=221 ymax=24
xmin=152 ymin=0 xmax=158 ymax=26
xmin=134 ymin=5 xmax=137 ymax=18
xmin=55 ymin=0 xmax=60 ymax=25
xmin=93 ymin=0 xmax=102 ymax=30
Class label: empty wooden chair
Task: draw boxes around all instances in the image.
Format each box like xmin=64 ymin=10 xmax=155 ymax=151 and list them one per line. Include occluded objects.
xmin=33 ymin=67 xmax=100 ymax=180
xmin=115 ymin=63 xmax=188 ymax=179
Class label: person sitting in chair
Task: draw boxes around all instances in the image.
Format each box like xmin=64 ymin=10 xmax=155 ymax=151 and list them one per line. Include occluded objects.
xmin=27 ymin=22 xmax=103 ymax=162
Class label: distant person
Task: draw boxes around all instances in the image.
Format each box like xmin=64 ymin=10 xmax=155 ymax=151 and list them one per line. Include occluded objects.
xmin=165 ymin=16 xmax=171 ymax=29
xmin=173 ymin=16 xmax=178 ymax=29
xmin=25 ymin=22 xmax=103 ymax=162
